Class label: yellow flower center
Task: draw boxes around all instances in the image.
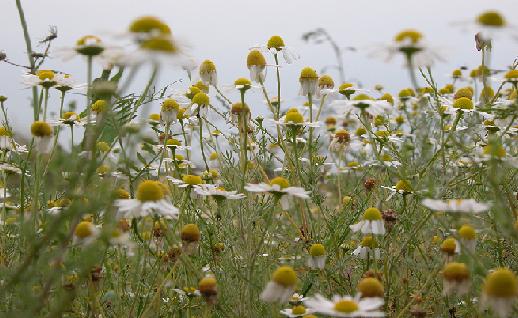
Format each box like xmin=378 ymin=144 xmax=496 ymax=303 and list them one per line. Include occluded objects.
xmin=356 ymin=127 xmax=367 ymax=136
xmin=334 ymin=300 xmax=359 ymax=313
xmin=452 ymin=69 xmax=462 ymax=78
xmin=161 ymin=98 xmax=180 ymax=111
xmin=76 ymin=35 xmax=102 ymax=46
xmin=395 ymin=180 xmax=412 ymax=192
xmin=129 ymin=16 xmax=171 ymax=34
xmin=354 ymin=94 xmax=373 ymax=101
xmin=140 ymin=36 xmax=177 ymax=53
xmin=484 ymin=268 xmax=518 ymax=298
xmin=299 ymin=67 xmax=318 ymax=80
xmin=358 ymin=278 xmax=384 ymax=297
xmin=458 ymin=224 xmax=476 ymax=240
xmin=292 ymin=305 xmax=306 ymax=315
xmin=209 ymin=152 xmax=218 ymax=160
xmin=442 ymin=262 xmax=470 ymax=281
xmin=363 ymin=207 xmax=382 ymax=221
xmin=453 ymin=97 xmax=474 ymax=110
xmin=505 ymin=69 xmax=518 ymax=80
xmin=399 ymin=88 xmax=415 ymax=99
xmin=270 ymin=176 xmax=290 ymax=189
xmin=114 ymin=188 xmax=130 ymax=199
xmin=318 ymin=75 xmax=335 ymax=88
xmin=37 ymin=70 xmax=55 ymax=81
xmin=234 ymin=77 xmax=251 ymax=89
xmin=231 ymin=102 xmax=249 ymax=114
xmin=200 ymin=60 xmax=217 ymax=74
xmin=309 ymin=243 xmax=325 ymax=257
xmin=75 ymin=35 xmax=104 ymax=56
xmin=284 ymin=111 xmax=304 ymax=124
xmin=74 ymin=221 xmax=93 ymax=238
xmin=63 ymin=112 xmax=77 ymax=120
xmin=379 ymin=93 xmax=394 ymax=105
xmin=181 ymin=223 xmax=201 ymax=242
xmin=394 ymin=29 xmax=423 ymax=44
xmin=441 ymin=237 xmax=457 ymax=255
xmin=361 ymin=235 xmax=377 ymax=248
xmin=0 ymin=126 xmax=11 ymax=137
xmin=182 ymin=174 xmax=203 ymax=185
xmin=247 ymin=50 xmax=266 ymax=68
xmin=454 ymin=87 xmax=474 ymax=100
xmin=149 ymin=113 xmax=160 ymax=121
xmin=91 ymin=100 xmax=107 ymax=113
xmin=192 ymin=92 xmax=210 ymax=106
xmin=31 ymin=121 xmax=52 ymax=137
xmin=272 ymin=266 xmax=297 ymax=287
xmin=477 ymin=11 xmax=506 ymax=27
xmin=267 ymin=35 xmax=285 ymax=50
xmin=136 ymin=180 xmax=164 ymax=202
xmin=166 ymin=138 xmax=182 ymax=147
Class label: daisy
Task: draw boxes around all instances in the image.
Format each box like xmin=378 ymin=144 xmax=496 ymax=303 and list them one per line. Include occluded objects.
xmin=357 ymin=277 xmax=385 ymax=298
xmin=115 ymin=180 xmax=179 ymax=219
xmin=481 ymin=268 xmax=518 ymax=318
xmin=332 ymin=94 xmax=392 ymax=117
xmin=54 ymin=73 xmax=85 ymax=93
xmin=22 ymin=70 xmax=57 ymax=88
xmin=160 ymin=98 xmax=180 ymax=124
xmin=260 ymin=266 xmax=298 ymax=303
xmin=350 ymin=207 xmax=386 ymax=235
xmin=421 ymin=198 xmax=490 ymax=213
xmin=442 ymin=262 xmax=471 ymax=297
xmin=73 ymin=221 xmax=100 ymax=245
xmin=299 ymin=67 xmax=318 ymax=96
xmin=252 ymin=35 xmax=299 ymax=65
xmin=247 ymin=49 xmax=267 ymax=83
xmin=194 ymin=184 xmax=245 ymax=200
xmin=352 ymin=236 xmax=381 ymax=260
xmin=306 ymin=243 xmax=326 ymax=270
xmin=199 ymin=59 xmax=217 ymax=86
xmin=280 ymin=305 xmax=315 ymax=317
xmin=167 ymin=174 xmax=204 ymax=189
xmin=245 ymin=176 xmax=310 ymax=199
xmin=304 ymin=293 xmax=384 ymax=317
xmin=271 ymin=108 xmax=320 ymax=128
xmin=30 ymin=121 xmax=53 ymax=154
xmin=56 ymin=35 xmax=107 ymax=61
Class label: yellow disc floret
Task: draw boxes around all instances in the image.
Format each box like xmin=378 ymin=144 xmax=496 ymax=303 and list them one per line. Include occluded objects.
xmin=129 ymin=16 xmax=171 ymax=34
xmin=181 ymin=224 xmax=201 ymax=242
xmin=31 ymin=121 xmax=52 ymax=137
xmin=136 ymin=180 xmax=164 ymax=202
xmin=484 ymin=268 xmax=518 ymax=298
xmin=458 ymin=224 xmax=476 ymax=240
xmin=270 ymin=176 xmax=290 ymax=189
xmin=394 ymin=29 xmax=422 ymax=44
xmin=161 ymin=98 xmax=180 ymax=111
xmin=267 ymin=35 xmax=285 ymax=50
xmin=272 ymin=266 xmax=297 ymax=287
xmin=74 ymin=221 xmax=93 ymax=238
xmin=357 ymin=277 xmax=384 ymax=297
xmin=182 ymin=174 xmax=203 ymax=185
xmin=453 ymin=97 xmax=474 ymax=110
xmin=247 ymin=50 xmax=266 ymax=68
xmin=363 ymin=207 xmax=382 ymax=221
xmin=334 ymin=300 xmax=359 ymax=313
xmin=192 ymin=92 xmax=210 ymax=106
xmin=442 ymin=262 xmax=470 ymax=282
xmin=477 ymin=11 xmax=506 ymax=27
xmin=309 ymin=243 xmax=325 ymax=257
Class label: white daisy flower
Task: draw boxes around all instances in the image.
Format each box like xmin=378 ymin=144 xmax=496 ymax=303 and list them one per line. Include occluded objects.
xmin=245 ymin=176 xmax=310 ymax=199
xmin=194 ymin=184 xmax=245 ymax=200
xmin=350 ymin=207 xmax=386 ymax=235
xmin=115 ymin=180 xmax=179 ymax=219
xmin=421 ymin=198 xmax=490 ymax=213
xmin=304 ymin=293 xmax=384 ymax=317
xmin=280 ymin=305 xmax=315 ymax=317
xmin=332 ymin=94 xmax=392 ymax=117
xmin=73 ymin=221 xmax=100 ymax=245
xmin=352 ymin=236 xmax=381 ymax=260
xmin=306 ymin=243 xmax=326 ymax=270
xmin=260 ymin=266 xmax=298 ymax=303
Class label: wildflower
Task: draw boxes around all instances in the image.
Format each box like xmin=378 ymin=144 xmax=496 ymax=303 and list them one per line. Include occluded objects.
xmin=440 ymin=237 xmax=460 ymax=260
xmin=304 ymin=293 xmax=384 ymax=317
xmin=481 ymin=268 xmax=518 ymax=318
xmin=199 ymin=275 xmax=218 ymax=304
xmin=442 ymin=262 xmax=470 ymax=296
xmin=54 ymin=73 xmax=84 ymax=93
xmin=457 ymin=224 xmax=477 ymax=252
xmin=353 ymin=235 xmax=381 ymax=260
xmin=167 ymin=174 xmax=204 ymax=188
xmin=332 ymin=94 xmax=392 ymax=117
xmin=57 ymin=35 xmax=107 ymax=61
xmin=247 ymin=50 xmax=267 ymax=83
xmin=23 ymin=70 xmax=57 ymax=88
xmin=260 ymin=266 xmax=298 ymax=303
xmin=160 ymin=98 xmax=180 ymax=124
xmin=265 ymin=35 xmax=299 ymax=64
xmin=199 ymin=60 xmax=217 ymax=86
xmin=73 ymin=221 xmax=99 ymax=245
xmin=421 ymin=199 xmax=490 ymax=213
xmin=280 ymin=305 xmax=315 ymax=317
xmin=273 ymin=108 xmax=320 ymax=128
xmin=299 ymin=67 xmax=318 ymax=96
xmin=245 ymin=176 xmax=310 ymax=199
xmin=307 ymin=243 xmax=326 ymax=269
xmin=357 ymin=277 xmax=384 ymax=298
xmin=115 ymin=180 xmax=179 ymax=219
xmin=31 ymin=121 xmax=53 ymax=153
xmin=350 ymin=207 xmax=386 ymax=235
xmin=194 ymin=184 xmax=245 ymax=200
xmin=191 ymin=92 xmax=210 ymax=116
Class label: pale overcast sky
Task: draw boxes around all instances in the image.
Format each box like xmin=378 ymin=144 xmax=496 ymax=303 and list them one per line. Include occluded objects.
xmin=1 ymin=0 xmax=517 ymax=138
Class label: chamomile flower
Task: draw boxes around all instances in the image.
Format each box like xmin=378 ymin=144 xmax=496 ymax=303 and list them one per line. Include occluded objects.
xmin=199 ymin=59 xmax=217 ymax=86
xmin=56 ymin=112 xmax=89 ymax=126
xmin=245 ymin=176 xmax=310 ymax=199
xmin=357 ymin=277 xmax=384 ymax=298
xmin=272 ymin=108 xmax=320 ymax=128
xmin=442 ymin=262 xmax=471 ymax=296
xmin=306 ymin=243 xmax=326 ymax=269
xmin=31 ymin=121 xmax=53 ymax=154
xmin=247 ymin=50 xmax=267 ymax=83
xmin=353 ymin=235 xmax=381 ymax=260
xmin=167 ymin=174 xmax=204 ymax=188
xmin=350 ymin=207 xmax=386 ymax=235
xmin=332 ymin=94 xmax=392 ymax=117
xmin=54 ymin=73 xmax=85 ymax=93
xmin=160 ymin=98 xmax=180 ymax=124
xmin=280 ymin=305 xmax=315 ymax=317
xmin=193 ymin=184 xmax=245 ymax=200
xmin=115 ymin=180 xmax=179 ymax=219
xmin=421 ymin=199 xmax=490 ymax=213
xmin=73 ymin=221 xmax=100 ymax=245
xmin=440 ymin=237 xmax=460 ymax=261
xmin=255 ymin=35 xmax=299 ymax=64
xmin=481 ymin=268 xmax=518 ymax=318
xmin=299 ymin=67 xmax=319 ymax=96
xmin=303 ymin=293 xmax=384 ymax=317
xmin=260 ymin=265 xmax=298 ymax=303
xmin=456 ymin=10 xmax=515 ymax=42
xmin=23 ymin=70 xmax=57 ymax=88
xmin=456 ymin=224 xmax=477 ymax=253
xmin=57 ymin=35 xmax=107 ymax=61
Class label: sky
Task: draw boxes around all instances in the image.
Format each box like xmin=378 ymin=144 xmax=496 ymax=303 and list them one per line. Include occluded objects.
xmin=1 ymin=0 xmax=518 ymax=140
